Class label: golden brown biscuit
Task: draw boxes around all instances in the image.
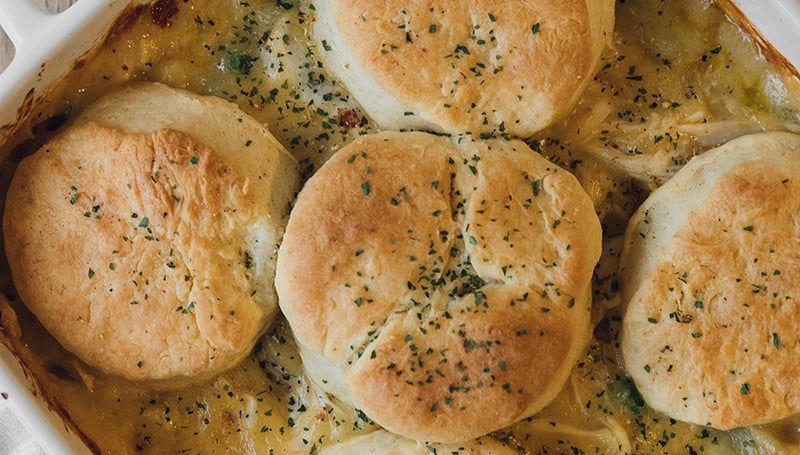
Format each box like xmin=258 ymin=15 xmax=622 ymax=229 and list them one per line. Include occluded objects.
xmin=314 ymin=0 xmax=615 ymax=137
xmin=276 ymin=131 xmax=602 ymax=442
xmin=3 ymin=82 xmax=299 ymax=385
xmin=620 ymin=132 xmax=800 ymax=429
xmin=317 ymin=430 xmax=517 ymax=454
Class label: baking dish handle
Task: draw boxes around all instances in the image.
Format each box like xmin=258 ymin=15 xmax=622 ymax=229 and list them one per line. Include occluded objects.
xmin=0 ymin=1 xmax=53 ymax=48
xmin=0 ymin=0 xmax=114 ymax=53
xmin=0 ymin=0 xmax=135 ymax=143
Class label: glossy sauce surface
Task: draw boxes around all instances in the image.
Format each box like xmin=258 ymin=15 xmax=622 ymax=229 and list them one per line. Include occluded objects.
xmin=1 ymin=0 xmax=800 ymax=453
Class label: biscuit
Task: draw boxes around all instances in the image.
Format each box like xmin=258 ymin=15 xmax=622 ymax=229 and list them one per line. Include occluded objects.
xmin=313 ymin=0 xmax=615 ymax=137
xmin=3 ymin=82 xmax=299 ymax=384
xmin=276 ymin=131 xmax=602 ymax=442
xmin=620 ymin=132 xmax=800 ymax=429
xmin=317 ymin=430 xmax=517 ymax=454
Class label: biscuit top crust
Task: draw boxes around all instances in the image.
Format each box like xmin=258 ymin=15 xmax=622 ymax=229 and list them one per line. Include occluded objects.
xmin=5 ymin=125 xmax=262 ymax=381
xmin=315 ymin=0 xmax=614 ymax=136
xmin=3 ymin=83 xmax=299 ymax=385
xmin=276 ymin=131 xmax=602 ymax=442
xmin=621 ymin=132 xmax=800 ymax=429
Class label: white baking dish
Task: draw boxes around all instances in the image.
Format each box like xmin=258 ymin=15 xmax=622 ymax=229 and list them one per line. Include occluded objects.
xmin=733 ymin=0 xmax=800 ymax=68
xmin=0 ymin=1 xmax=144 ymax=145
xmin=0 ymin=3 xmax=140 ymax=453
xmin=0 ymin=1 xmax=798 ymax=454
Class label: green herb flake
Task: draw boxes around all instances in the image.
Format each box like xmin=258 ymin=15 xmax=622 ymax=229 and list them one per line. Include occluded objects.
xmin=361 ymin=181 xmax=370 ymax=196
xmin=454 ymin=44 xmax=470 ymax=55
xmin=69 ymin=186 xmax=79 ymax=204
xmin=531 ymin=179 xmax=541 ymax=196
xmin=225 ymin=51 xmax=257 ymax=75
xmin=740 ymin=383 xmax=749 ymax=395
xmin=531 ymin=22 xmax=540 ymax=35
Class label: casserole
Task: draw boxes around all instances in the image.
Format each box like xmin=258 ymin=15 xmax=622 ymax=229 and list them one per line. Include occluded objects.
xmin=0 ymin=0 xmax=799 ymax=453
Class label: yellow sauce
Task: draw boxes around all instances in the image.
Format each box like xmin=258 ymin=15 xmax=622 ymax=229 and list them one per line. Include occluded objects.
xmin=1 ymin=0 xmax=800 ymax=453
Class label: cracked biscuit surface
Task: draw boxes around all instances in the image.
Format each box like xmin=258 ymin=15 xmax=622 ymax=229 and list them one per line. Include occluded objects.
xmin=276 ymin=131 xmax=602 ymax=442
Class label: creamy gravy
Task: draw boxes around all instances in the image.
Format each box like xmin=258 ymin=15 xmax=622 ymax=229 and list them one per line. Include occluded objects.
xmin=1 ymin=0 xmax=800 ymax=453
